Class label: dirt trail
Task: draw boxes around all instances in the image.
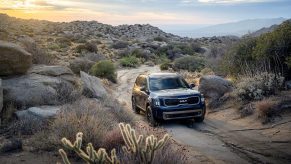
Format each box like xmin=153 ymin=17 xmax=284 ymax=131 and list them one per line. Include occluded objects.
xmin=114 ymin=65 xmax=291 ymax=164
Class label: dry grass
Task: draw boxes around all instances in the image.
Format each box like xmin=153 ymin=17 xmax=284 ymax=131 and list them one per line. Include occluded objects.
xmin=255 ymin=98 xmax=279 ymax=123
xmin=20 ymin=37 xmax=55 ymax=65
xmin=31 ymin=96 xmax=135 ymax=151
xmin=1 ymin=104 xmax=17 ymax=125
xmin=239 ymin=103 xmax=255 ymax=118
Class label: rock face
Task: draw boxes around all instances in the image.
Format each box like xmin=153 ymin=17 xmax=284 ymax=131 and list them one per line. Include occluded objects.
xmin=198 ymin=75 xmax=232 ymax=99
xmin=0 ymin=41 xmax=32 ymax=76
xmin=15 ymin=106 xmax=60 ymax=120
xmin=2 ymin=65 xmax=78 ymax=108
xmin=0 ymin=79 xmax=2 ymax=113
xmin=28 ymin=65 xmax=77 ymax=85
xmin=80 ymin=71 xmax=107 ymax=98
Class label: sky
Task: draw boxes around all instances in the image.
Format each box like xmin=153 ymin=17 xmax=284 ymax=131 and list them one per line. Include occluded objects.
xmin=0 ymin=0 xmax=291 ymax=27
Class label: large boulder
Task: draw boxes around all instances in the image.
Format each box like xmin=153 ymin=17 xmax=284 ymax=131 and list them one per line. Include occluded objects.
xmin=0 ymin=41 xmax=32 ymax=75
xmin=0 ymin=79 xmax=2 ymax=113
xmin=198 ymin=75 xmax=232 ymax=99
xmin=28 ymin=65 xmax=77 ymax=85
xmin=15 ymin=106 xmax=60 ymax=120
xmin=2 ymin=74 xmax=73 ymax=108
xmin=80 ymin=71 xmax=107 ymax=98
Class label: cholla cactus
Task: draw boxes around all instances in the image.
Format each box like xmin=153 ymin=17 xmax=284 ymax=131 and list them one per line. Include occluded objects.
xmin=59 ymin=132 xmax=119 ymax=164
xmin=119 ymin=123 xmax=170 ymax=164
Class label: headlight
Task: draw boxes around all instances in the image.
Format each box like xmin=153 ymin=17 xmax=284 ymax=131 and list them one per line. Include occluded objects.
xmin=153 ymin=98 xmax=160 ymax=106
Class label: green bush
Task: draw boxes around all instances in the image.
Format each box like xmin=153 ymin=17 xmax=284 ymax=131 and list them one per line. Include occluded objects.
xmin=222 ymin=20 xmax=291 ymax=78
xmin=120 ymin=56 xmax=139 ymax=68
xmin=90 ymin=60 xmax=117 ymax=83
xmin=111 ymin=41 xmax=128 ymax=49
xmin=234 ymin=72 xmax=284 ymax=101
xmin=173 ymin=56 xmax=206 ymax=72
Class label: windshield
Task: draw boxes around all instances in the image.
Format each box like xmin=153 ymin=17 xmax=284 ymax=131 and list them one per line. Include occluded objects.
xmin=149 ymin=77 xmax=189 ymax=91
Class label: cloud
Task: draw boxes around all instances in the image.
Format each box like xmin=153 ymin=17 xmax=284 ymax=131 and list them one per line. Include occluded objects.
xmin=197 ymin=0 xmax=275 ymax=3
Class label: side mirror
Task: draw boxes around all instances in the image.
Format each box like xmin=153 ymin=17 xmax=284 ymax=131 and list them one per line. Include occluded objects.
xmin=190 ymin=83 xmax=195 ymax=88
xmin=140 ymin=86 xmax=149 ymax=94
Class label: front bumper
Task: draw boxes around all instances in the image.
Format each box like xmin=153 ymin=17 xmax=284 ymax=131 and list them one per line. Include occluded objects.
xmin=162 ymin=109 xmax=203 ymax=120
xmin=152 ymin=104 xmax=205 ymax=120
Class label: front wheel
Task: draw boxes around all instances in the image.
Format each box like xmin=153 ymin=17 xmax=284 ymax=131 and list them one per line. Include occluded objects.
xmin=146 ymin=106 xmax=158 ymax=127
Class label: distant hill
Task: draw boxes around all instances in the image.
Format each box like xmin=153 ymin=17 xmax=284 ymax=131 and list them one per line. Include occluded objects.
xmin=187 ymin=18 xmax=286 ymax=38
xmin=244 ymin=19 xmax=291 ymax=38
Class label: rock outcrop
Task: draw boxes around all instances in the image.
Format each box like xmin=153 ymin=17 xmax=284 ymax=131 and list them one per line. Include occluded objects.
xmin=198 ymin=75 xmax=232 ymax=99
xmin=0 ymin=41 xmax=32 ymax=76
xmin=80 ymin=71 xmax=107 ymax=98
xmin=28 ymin=65 xmax=77 ymax=85
xmin=15 ymin=106 xmax=60 ymax=120
xmin=2 ymin=65 xmax=78 ymax=108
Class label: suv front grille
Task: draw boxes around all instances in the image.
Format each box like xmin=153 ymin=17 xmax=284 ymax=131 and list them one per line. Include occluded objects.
xmin=164 ymin=96 xmax=200 ymax=106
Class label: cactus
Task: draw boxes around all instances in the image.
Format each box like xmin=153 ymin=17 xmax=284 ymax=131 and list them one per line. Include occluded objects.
xmin=59 ymin=132 xmax=119 ymax=164
xmin=59 ymin=124 xmax=169 ymax=164
xmin=119 ymin=123 xmax=169 ymax=164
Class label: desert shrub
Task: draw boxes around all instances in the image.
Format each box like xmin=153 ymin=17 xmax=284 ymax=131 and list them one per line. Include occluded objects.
xmin=239 ymin=103 xmax=255 ymax=118
xmin=84 ymin=53 xmax=106 ymax=62
xmin=200 ymin=67 xmax=214 ymax=75
xmin=50 ymin=98 xmax=134 ymax=151
xmin=112 ymin=41 xmax=129 ymax=49
xmin=234 ymin=72 xmax=284 ymax=101
xmin=20 ymin=37 xmax=54 ymax=65
xmin=173 ymin=56 xmax=206 ymax=72
xmin=154 ymin=36 xmax=168 ymax=42
xmin=222 ymin=20 xmax=291 ymax=79
xmin=55 ymin=37 xmax=72 ymax=48
xmin=69 ymin=58 xmax=95 ymax=74
xmin=120 ymin=56 xmax=139 ymax=67
xmin=8 ymin=117 xmax=47 ymax=135
xmin=85 ymin=41 xmax=98 ymax=53
xmin=75 ymin=42 xmax=98 ymax=53
xmin=160 ymin=61 xmax=171 ymax=70
xmin=90 ymin=60 xmax=117 ymax=83
xmin=1 ymin=104 xmax=17 ymax=125
xmin=54 ymin=82 xmax=81 ymax=104
xmin=255 ymin=99 xmax=279 ymax=123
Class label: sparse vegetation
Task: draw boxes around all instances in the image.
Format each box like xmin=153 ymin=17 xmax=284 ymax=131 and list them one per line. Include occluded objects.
xmin=20 ymin=37 xmax=54 ymax=65
xmin=234 ymin=72 xmax=284 ymax=101
xmin=112 ymin=41 xmax=129 ymax=49
xmin=159 ymin=61 xmax=171 ymax=70
xmin=90 ymin=60 xmax=117 ymax=83
xmin=173 ymin=56 xmax=206 ymax=72
xmin=120 ymin=56 xmax=140 ymax=67
xmin=255 ymin=99 xmax=279 ymax=123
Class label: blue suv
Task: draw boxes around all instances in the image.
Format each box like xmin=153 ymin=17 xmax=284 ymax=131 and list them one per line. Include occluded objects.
xmin=132 ymin=73 xmax=206 ymax=126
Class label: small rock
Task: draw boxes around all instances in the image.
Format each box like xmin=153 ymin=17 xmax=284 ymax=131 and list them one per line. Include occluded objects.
xmin=0 ymin=138 xmax=22 ymax=153
xmin=198 ymin=75 xmax=233 ymax=100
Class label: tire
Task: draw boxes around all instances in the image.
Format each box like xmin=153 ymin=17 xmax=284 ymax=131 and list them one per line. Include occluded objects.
xmin=195 ymin=107 xmax=206 ymax=123
xmin=132 ymin=97 xmax=140 ymax=114
xmin=146 ymin=106 xmax=158 ymax=127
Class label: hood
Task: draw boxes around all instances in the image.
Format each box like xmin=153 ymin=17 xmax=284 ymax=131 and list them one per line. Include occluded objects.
xmin=150 ymin=88 xmax=200 ymax=98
